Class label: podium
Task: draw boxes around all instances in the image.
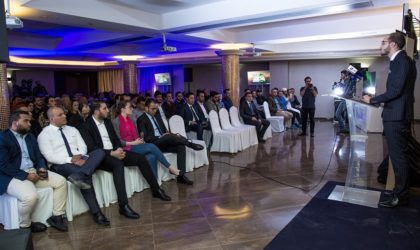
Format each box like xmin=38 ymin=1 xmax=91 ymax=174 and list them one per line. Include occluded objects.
xmin=328 ymin=97 xmax=382 ymax=208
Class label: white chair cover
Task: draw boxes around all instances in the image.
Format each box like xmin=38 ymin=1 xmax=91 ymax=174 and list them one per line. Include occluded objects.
xmin=168 ymin=115 xmax=209 ymax=171
xmin=0 ymin=187 xmax=53 ymax=229
xmin=263 ymin=101 xmax=285 ymax=133
xmin=229 ymin=107 xmax=259 ymax=146
xmin=286 ymin=101 xmax=301 ymax=115
xmin=208 ymin=110 xmax=242 ymax=153
xmin=219 ymin=108 xmax=250 ymax=150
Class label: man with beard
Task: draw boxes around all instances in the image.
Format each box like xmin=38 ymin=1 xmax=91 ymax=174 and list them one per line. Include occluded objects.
xmin=362 ymin=32 xmax=417 ymax=207
xmin=0 ymin=111 xmax=68 ymax=232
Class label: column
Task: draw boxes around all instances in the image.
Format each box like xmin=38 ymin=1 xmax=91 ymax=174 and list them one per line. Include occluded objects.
xmin=0 ymin=63 xmax=9 ymax=130
xmin=216 ymin=49 xmax=243 ymax=107
xmin=122 ymin=62 xmax=138 ymax=94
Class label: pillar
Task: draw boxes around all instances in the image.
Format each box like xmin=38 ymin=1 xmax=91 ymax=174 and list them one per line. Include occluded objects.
xmin=0 ymin=63 xmax=9 ymax=130
xmin=216 ymin=49 xmax=243 ymax=107
xmin=122 ymin=62 xmax=138 ymax=94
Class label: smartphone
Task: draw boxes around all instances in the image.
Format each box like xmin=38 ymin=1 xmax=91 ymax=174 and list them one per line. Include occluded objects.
xmin=37 ymin=169 xmax=48 ymax=179
xmin=81 ymin=155 xmax=89 ymax=160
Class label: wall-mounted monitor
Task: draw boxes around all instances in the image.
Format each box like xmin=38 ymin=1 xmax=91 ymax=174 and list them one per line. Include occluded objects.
xmin=154 ymin=73 xmax=171 ymax=85
xmin=247 ymin=71 xmax=270 ymax=85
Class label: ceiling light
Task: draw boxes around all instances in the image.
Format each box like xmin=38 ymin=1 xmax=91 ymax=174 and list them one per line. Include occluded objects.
xmin=9 ymin=56 xmax=118 ymax=66
xmin=113 ymin=55 xmax=145 ymax=61
xmin=210 ymin=43 xmax=253 ymax=50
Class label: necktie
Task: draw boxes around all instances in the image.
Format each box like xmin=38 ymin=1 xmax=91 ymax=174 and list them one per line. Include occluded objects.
xmin=249 ymin=102 xmax=255 ymax=115
xmin=190 ymin=105 xmax=199 ymax=121
xmin=59 ymin=127 xmax=73 ymax=157
xmin=152 ymin=116 xmax=162 ymax=135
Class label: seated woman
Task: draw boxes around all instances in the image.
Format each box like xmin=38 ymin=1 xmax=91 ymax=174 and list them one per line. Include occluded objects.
xmin=112 ymin=100 xmax=180 ymax=177
xmin=67 ymin=101 xmax=90 ymax=128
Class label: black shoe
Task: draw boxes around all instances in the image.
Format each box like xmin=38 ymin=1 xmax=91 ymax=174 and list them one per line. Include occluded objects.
xmin=47 ymin=215 xmax=68 ymax=232
xmin=93 ymin=212 xmax=110 ymax=226
xmin=258 ymin=138 xmax=266 ymax=143
xmin=298 ymin=133 xmax=307 ymax=136
xmin=177 ymin=174 xmax=194 ymax=185
xmin=68 ymin=173 xmax=91 ymax=190
xmin=378 ymin=195 xmax=409 ymax=208
xmin=187 ymin=142 xmax=204 ymax=151
xmin=152 ymin=188 xmax=171 ymax=201
xmin=310 ymin=134 xmax=314 ymax=138
xmin=119 ymin=205 xmax=140 ymax=219
xmin=21 ymin=222 xmax=47 ymax=233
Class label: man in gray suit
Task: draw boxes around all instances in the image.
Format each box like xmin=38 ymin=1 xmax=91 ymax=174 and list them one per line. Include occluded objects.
xmin=363 ymin=32 xmax=417 ymax=208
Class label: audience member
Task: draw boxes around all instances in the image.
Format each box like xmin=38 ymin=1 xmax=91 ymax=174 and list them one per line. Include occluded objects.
xmin=205 ymin=91 xmax=221 ymax=113
xmin=137 ymin=99 xmax=205 ymax=185
xmin=38 ymin=107 xmax=108 ymax=225
xmin=240 ymin=92 xmax=270 ymax=142
xmin=0 ymin=111 xmax=68 ymax=232
xmin=180 ymin=92 xmax=204 ymax=140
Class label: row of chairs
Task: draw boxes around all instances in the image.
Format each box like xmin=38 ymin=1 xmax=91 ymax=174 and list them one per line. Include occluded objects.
xmin=0 ymin=118 xmax=210 ymax=229
xmin=208 ymin=106 xmax=273 ymax=154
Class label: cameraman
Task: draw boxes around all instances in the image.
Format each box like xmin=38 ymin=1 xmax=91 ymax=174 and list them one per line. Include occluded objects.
xmin=334 ymin=70 xmax=351 ymax=134
xmin=299 ymin=76 xmax=318 ymax=137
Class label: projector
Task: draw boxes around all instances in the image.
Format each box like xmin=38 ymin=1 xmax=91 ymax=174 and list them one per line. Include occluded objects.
xmin=6 ymin=16 xmax=23 ymax=29
xmin=161 ymin=45 xmax=177 ymax=52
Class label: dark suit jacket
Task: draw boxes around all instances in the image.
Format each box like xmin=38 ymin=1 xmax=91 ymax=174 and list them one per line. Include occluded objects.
xmin=239 ymin=100 xmax=261 ymax=123
xmin=161 ymin=102 xmax=176 ymax=119
xmin=370 ymin=51 xmax=417 ymax=121
xmin=0 ymin=129 xmax=46 ymax=194
xmin=194 ymin=102 xmax=207 ymax=122
xmin=79 ymin=116 xmax=122 ymax=156
xmin=180 ymin=103 xmax=203 ymax=131
xmin=222 ymin=97 xmax=233 ymax=111
xmin=137 ymin=113 xmax=168 ymax=143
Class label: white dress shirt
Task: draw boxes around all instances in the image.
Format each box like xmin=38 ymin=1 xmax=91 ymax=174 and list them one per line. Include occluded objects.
xmin=92 ymin=116 xmax=113 ymax=150
xmin=198 ymin=102 xmax=208 ymax=119
xmin=38 ymin=124 xmax=87 ymax=164
xmin=11 ymin=130 xmax=33 ymax=171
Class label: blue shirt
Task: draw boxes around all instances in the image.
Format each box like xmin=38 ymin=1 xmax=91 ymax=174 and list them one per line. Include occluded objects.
xmin=146 ymin=113 xmax=161 ymax=137
xmin=11 ymin=130 xmax=34 ymax=171
xmin=279 ymin=96 xmax=288 ymax=110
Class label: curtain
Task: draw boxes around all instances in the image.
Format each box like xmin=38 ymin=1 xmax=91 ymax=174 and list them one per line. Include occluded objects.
xmin=98 ymin=70 xmax=124 ymax=94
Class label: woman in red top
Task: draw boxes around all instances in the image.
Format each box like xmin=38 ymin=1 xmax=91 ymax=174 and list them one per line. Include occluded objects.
xmin=112 ymin=100 xmax=180 ymax=177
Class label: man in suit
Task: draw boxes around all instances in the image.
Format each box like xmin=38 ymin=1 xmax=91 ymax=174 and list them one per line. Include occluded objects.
xmin=137 ymin=99 xmax=204 ymax=185
xmin=37 ymin=107 xmax=108 ymax=226
xmin=222 ymin=89 xmax=233 ymax=111
xmin=362 ymin=32 xmax=417 ymax=208
xmin=180 ymin=92 xmax=204 ymax=140
xmin=80 ymin=101 xmax=171 ymax=205
xmin=161 ymin=91 xmax=176 ymax=119
xmin=240 ymin=92 xmax=270 ymax=142
xmin=194 ymin=90 xmax=211 ymax=132
xmin=0 ymin=111 xmax=67 ymax=232
xmin=174 ymin=91 xmax=185 ymax=115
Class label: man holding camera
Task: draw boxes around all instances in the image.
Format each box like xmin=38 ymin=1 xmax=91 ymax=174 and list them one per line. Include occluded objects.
xmin=0 ymin=111 xmax=68 ymax=232
xmin=299 ymin=76 xmax=318 ymax=137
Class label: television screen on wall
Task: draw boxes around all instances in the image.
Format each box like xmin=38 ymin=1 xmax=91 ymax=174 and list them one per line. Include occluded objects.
xmin=247 ymin=71 xmax=270 ymax=85
xmin=154 ymin=73 xmax=171 ymax=85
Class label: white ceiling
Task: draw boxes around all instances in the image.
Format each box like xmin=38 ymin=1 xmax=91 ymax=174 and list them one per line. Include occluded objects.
xmin=5 ymin=0 xmax=420 ymax=65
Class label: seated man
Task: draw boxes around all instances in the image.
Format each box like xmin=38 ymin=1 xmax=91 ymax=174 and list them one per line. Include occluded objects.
xmin=205 ymin=91 xmax=221 ymax=114
xmin=240 ymin=92 xmax=270 ymax=142
xmin=0 ymin=111 xmax=67 ymax=232
xmin=180 ymin=92 xmax=204 ymax=140
xmin=137 ymin=99 xmax=204 ymax=185
xmin=194 ymin=90 xmax=211 ymax=131
xmin=80 ymin=101 xmax=171 ymax=203
xmin=267 ymin=88 xmax=293 ymax=124
xmin=38 ymin=107 xmax=108 ymax=226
